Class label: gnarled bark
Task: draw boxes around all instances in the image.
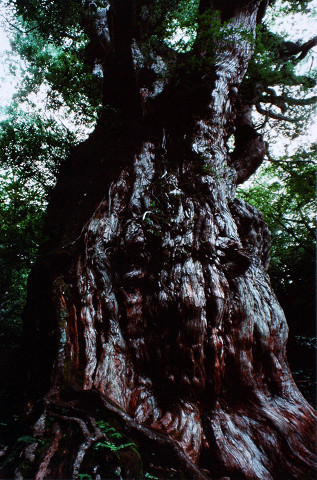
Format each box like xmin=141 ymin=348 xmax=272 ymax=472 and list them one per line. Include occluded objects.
xmin=1 ymin=1 xmax=316 ymax=479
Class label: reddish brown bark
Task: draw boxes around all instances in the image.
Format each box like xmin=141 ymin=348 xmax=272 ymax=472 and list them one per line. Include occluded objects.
xmin=1 ymin=1 xmax=316 ymax=479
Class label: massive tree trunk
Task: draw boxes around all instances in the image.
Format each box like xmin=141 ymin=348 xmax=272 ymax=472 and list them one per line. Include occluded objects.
xmin=2 ymin=1 xmax=316 ymax=479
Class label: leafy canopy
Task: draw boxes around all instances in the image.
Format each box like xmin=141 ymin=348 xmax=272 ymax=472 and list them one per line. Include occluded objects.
xmin=0 ymin=110 xmax=76 ymax=346
xmin=237 ymin=143 xmax=316 ymax=355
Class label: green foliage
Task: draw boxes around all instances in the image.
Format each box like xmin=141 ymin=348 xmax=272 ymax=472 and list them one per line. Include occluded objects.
xmin=17 ymin=435 xmax=44 ymax=445
xmin=237 ymin=144 xmax=316 ymax=339
xmin=0 ymin=109 xmax=76 ymax=181
xmin=144 ymin=0 xmax=198 ymax=39
xmin=159 ymin=0 xmax=199 ymax=52
xmin=0 ymin=111 xmax=76 ymax=346
xmin=95 ymin=420 xmax=123 ymax=440
xmin=238 ymin=145 xmax=316 ymax=280
xmin=0 ymin=174 xmax=44 ymax=346
xmin=10 ymin=29 xmax=102 ymax=124
xmin=144 ymin=473 xmax=159 ymax=480
xmin=94 ymin=440 xmax=137 ymax=452
xmin=2 ymin=0 xmax=103 ymax=128
xmin=269 ymin=0 xmax=313 ymax=15
xmin=11 ymin=0 xmax=83 ymax=44
xmin=94 ymin=420 xmax=137 ymax=453
xmin=248 ymin=28 xmax=299 ymax=89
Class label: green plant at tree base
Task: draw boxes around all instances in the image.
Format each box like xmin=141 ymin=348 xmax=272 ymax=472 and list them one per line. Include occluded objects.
xmin=94 ymin=420 xmax=137 ymax=453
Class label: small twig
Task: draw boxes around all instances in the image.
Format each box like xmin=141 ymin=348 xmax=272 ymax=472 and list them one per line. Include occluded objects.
xmin=0 ymin=14 xmax=39 ymax=35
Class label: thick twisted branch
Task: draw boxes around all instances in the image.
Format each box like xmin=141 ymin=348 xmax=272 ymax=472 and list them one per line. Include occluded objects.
xmin=279 ymin=36 xmax=317 ymax=62
xmin=255 ymin=103 xmax=298 ymax=122
xmin=260 ymin=91 xmax=317 ymax=112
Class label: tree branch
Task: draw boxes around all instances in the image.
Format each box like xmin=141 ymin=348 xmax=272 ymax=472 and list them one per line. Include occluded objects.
xmin=295 ymin=202 xmax=316 ymax=238
xmin=255 ymin=103 xmax=298 ymax=122
xmin=276 ymin=217 xmax=313 ymax=252
xmin=80 ymin=0 xmax=111 ymax=71
xmin=265 ymin=145 xmax=316 ymax=165
xmin=279 ymin=36 xmax=317 ymax=63
xmin=260 ymin=93 xmax=317 ymax=111
xmin=0 ymin=14 xmax=39 ymax=34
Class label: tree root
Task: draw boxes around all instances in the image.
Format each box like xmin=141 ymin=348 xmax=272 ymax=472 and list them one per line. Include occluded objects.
xmin=0 ymin=389 xmax=214 ymax=480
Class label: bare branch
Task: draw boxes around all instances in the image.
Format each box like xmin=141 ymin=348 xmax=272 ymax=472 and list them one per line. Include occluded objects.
xmin=260 ymin=93 xmax=317 ymax=110
xmin=276 ymin=218 xmax=314 ymax=252
xmin=255 ymin=103 xmax=298 ymax=122
xmin=295 ymin=202 xmax=316 ymax=238
xmin=0 ymin=13 xmax=38 ymax=34
xmin=279 ymin=36 xmax=317 ymax=63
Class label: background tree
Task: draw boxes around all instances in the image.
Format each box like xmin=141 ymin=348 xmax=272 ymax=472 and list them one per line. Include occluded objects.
xmin=0 ymin=111 xmax=76 ymax=345
xmin=238 ymin=143 xmax=316 ymax=404
xmin=0 ymin=1 xmax=316 ymax=479
xmin=0 ymin=109 xmax=77 ymax=432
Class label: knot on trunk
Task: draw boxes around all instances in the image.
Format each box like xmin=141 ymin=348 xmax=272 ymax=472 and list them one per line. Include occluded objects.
xmin=216 ymin=237 xmax=252 ymax=275
xmin=230 ymin=198 xmax=271 ymax=270
xmin=229 ymin=124 xmax=266 ymax=184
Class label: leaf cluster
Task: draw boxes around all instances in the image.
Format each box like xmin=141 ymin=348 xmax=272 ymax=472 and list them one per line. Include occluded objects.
xmin=0 ymin=111 xmax=76 ymax=346
xmin=94 ymin=420 xmax=137 ymax=453
xmin=237 ymin=145 xmax=316 ymax=322
xmin=239 ymin=142 xmax=316 ymax=392
xmin=10 ymin=28 xmax=102 ymax=123
xmin=11 ymin=0 xmax=83 ymax=44
xmin=269 ymin=0 xmax=313 ymax=15
xmin=253 ymin=26 xmax=314 ymax=84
